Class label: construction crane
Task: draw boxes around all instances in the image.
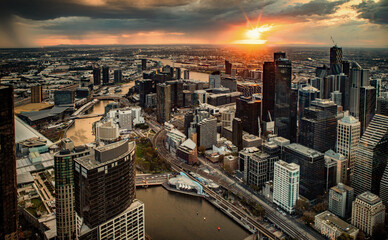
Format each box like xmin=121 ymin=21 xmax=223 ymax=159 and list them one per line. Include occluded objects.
xmin=331 ymin=36 xmax=337 ymax=47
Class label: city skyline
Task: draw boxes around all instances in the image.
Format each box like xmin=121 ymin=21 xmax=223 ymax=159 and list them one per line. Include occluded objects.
xmin=1 ymin=0 xmax=387 ymax=48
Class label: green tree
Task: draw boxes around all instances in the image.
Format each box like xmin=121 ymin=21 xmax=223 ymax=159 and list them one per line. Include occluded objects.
xmin=313 ymin=202 xmax=328 ymax=213
xmin=301 ymin=211 xmax=315 ymax=225
xmin=198 ymin=145 xmax=206 ymax=155
xmin=294 ymin=199 xmax=310 ymax=215
xmin=253 ymin=204 xmax=265 ymax=217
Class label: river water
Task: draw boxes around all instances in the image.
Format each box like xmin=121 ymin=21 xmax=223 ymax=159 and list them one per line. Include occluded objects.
xmin=66 ymin=70 xmax=249 ymax=240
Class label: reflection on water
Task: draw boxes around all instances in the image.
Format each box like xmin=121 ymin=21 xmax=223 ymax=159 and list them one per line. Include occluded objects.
xmin=137 ymin=187 xmax=249 ymax=240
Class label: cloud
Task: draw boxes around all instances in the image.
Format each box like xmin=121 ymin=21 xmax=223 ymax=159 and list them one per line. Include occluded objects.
xmin=353 ymin=0 xmax=388 ymax=25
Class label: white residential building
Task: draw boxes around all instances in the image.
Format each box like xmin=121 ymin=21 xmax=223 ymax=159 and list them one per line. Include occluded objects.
xmin=273 ymin=160 xmax=300 ymax=214
xmin=107 ymin=107 xmax=145 ymax=130
xmin=336 ymin=114 xmax=360 ymax=180
xmin=95 ymin=120 xmax=119 ymax=142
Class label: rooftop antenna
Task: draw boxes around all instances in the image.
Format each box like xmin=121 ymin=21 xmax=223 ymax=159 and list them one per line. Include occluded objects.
xmin=331 ymin=36 xmax=337 ymax=47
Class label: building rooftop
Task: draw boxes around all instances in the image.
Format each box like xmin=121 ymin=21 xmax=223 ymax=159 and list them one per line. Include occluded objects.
xmin=286 ymin=143 xmax=323 ymax=158
xmin=331 ymin=183 xmax=353 ymax=194
xmin=276 ymin=160 xmax=299 ymax=171
xmin=179 ymin=138 xmax=196 ymax=151
xmin=357 ymin=191 xmax=382 ymax=206
xmin=339 ymin=115 xmax=359 ymax=125
xmin=15 ymin=116 xmax=53 ymax=145
xmin=325 ymin=150 xmax=346 ymax=161
xmin=315 ymin=211 xmax=358 ymax=235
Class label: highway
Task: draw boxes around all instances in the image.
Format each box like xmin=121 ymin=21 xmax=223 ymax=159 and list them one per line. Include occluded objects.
xmin=150 ymin=124 xmax=324 ymax=240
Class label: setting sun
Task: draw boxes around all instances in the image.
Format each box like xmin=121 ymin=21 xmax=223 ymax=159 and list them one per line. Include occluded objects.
xmin=232 ymin=24 xmax=274 ymax=45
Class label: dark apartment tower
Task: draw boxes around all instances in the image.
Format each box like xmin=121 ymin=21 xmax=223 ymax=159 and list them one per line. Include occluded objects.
xmin=299 ymin=99 xmax=337 ymax=153
xmin=184 ymin=70 xmax=190 ymax=79
xmin=316 ymin=65 xmax=329 ymax=78
xmin=290 ymin=88 xmax=298 ymax=143
xmin=74 ymin=140 xmax=140 ymax=238
xmin=330 ymin=45 xmax=343 ymax=75
xmin=352 ymin=114 xmax=388 ymax=196
xmin=93 ymin=68 xmax=101 ymax=85
xmin=156 ymin=83 xmax=172 ymax=123
xmin=342 ymin=60 xmax=350 ymax=77
xmin=166 ymin=80 xmax=184 ymax=108
xmin=139 ymin=79 xmax=155 ymax=108
xmin=141 ymin=59 xmax=147 ymax=70
xmin=102 ymin=66 xmax=109 ymax=85
xmin=235 ymin=96 xmax=262 ymax=136
xmin=174 ymin=67 xmax=181 ymax=80
xmin=359 ymin=86 xmax=376 ymax=135
xmin=263 ymin=54 xmax=292 ymax=140
xmin=184 ymin=111 xmax=195 ymax=137
xmin=298 ymin=85 xmax=320 ymax=125
xmin=55 ymin=138 xmax=91 ymax=239
xmin=114 ymin=69 xmax=122 ymax=83
xmin=283 ymin=143 xmax=325 ymax=200
xmin=274 ymin=52 xmax=286 ymax=61
xmin=232 ymin=118 xmax=243 ymax=150
xmin=225 ymin=60 xmax=232 ymax=74
xmin=377 ymin=97 xmax=388 ymax=116
xmin=0 ymin=85 xmax=18 ymax=240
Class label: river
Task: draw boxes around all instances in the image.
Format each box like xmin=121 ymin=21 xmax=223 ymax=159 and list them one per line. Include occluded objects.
xmin=66 ymin=93 xmax=249 ymax=240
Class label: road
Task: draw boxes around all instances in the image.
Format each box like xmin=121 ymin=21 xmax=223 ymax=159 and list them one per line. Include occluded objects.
xmin=149 ymin=123 xmax=323 ymax=240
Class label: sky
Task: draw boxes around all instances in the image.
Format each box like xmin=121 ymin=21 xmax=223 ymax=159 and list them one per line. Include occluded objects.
xmin=0 ymin=0 xmax=387 ymax=48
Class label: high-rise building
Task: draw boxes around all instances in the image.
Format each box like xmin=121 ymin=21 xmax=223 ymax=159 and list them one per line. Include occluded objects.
xmin=299 ymin=99 xmax=337 ymax=153
xmin=274 ymin=52 xmax=286 ymax=60
xmin=244 ymin=150 xmax=279 ymax=189
xmin=141 ymin=59 xmax=147 ymax=70
xmin=74 ymin=140 xmax=144 ymax=239
xmin=273 ymin=160 xmax=300 ymax=214
xmin=376 ymin=96 xmax=388 ymax=116
xmin=156 ymin=83 xmax=171 ymax=123
xmin=330 ymin=45 xmax=343 ymax=75
xmin=263 ymin=53 xmax=293 ymax=140
xmin=54 ymin=90 xmax=75 ymax=106
xmin=379 ymin=165 xmax=388 ymax=208
xmin=232 ymin=118 xmax=243 ymax=150
xmin=359 ymin=86 xmax=376 ymax=135
xmin=221 ymin=108 xmax=235 ymax=128
xmin=325 ymin=150 xmax=347 ymax=185
xmin=31 ymin=85 xmax=43 ymax=103
xmin=225 ymin=60 xmax=232 ymax=74
xmin=196 ymin=118 xmax=217 ymax=149
xmin=183 ymin=70 xmax=190 ymax=79
xmin=102 ymin=66 xmax=110 ymax=85
xmin=283 ymin=143 xmax=325 ymax=200
xmin=329 ymin=183 xmax=354 ymax=219
xmin=352 ymin=114 xmax=388 ymax=196
xmin=351 ymin=192 xmax=385 ymax=236
xmin=93 ymin=68 xmax=101 ymax=85
xmin=330 ymin=91 xmax=342 ymax=107
xmin=336 ymin=115 xmax=360 ymax=181
xmin=166 ymin=80 xmax=184 ymax=107
xmin=0 ymin=85 xmax=18 ymax=240
xmin=349 ymin=66 xmax=370 ymax=119
xmin=55 ymin=138 xmax=91 ymax=239
xmin=209 ymin=71 xmax=221 ymax=88
xmin=174 ymin=67 xmax=181 ymax=80
xmin=370 ymin=79 xmax=382 ymax=98
xmin=113 ymin=69 xmax=122 ymax=83
xmin=298 ymin=85 xmax=320 ymax=132
xmin=138 ymin=79 xmax=155 ymax=108
xmin=235 ymin=96 xmax=262 ymax=136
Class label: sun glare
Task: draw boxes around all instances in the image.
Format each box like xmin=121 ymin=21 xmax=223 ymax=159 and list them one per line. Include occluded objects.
xmin=233 ymin=24 xmax=273 ymax=45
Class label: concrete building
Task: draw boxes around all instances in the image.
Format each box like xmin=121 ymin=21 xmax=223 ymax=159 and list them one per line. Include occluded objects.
xmin=0 ymin=85 xmax=18 ymax=240
xmin=221 ymin=77 xmax=237 ymax=91
xmin=359 ymin=86 xmax=376 ymax=135
xmin=336 ymin=115 xmax=360 ymax=181
xmin=145 ymin=93 xmax=157 ymax=108
xmin=106 ymin=107 xmax=145 ymax=130
xmin=95 ymin=120 xmax=119 ymax=143
xmin=244 ymin=150 xmax=279 ymax=189
xmin=74 ymin=140 xmax=145 ymax=240
xmin=221 ymin=108 xmax=235 ymax=128
xmin=102 ymin=66 xmax=109 ymax=85
xmin=352 ymin=114 xmax=388 ymax=196
xmin=31 ymin=85 xmax=43 ymax=103
xmin=235 ymin=96 xmax=262 ymax=136
xmin=54 ymin=139 xmax=91 ymax=239
xmin=224 ymin=155 xmax=238 ymax=171
xmin=209 ymin=71 xmax=221 ymax=88
xmin=176 ymin=139 xmax=197 ymax=165
xmin=315 ymin=211 xmax=358 ymax=240
xmin=351 ymin=192 xmax=385 ymax=236
xmin=298 ymin=85 xmax=320 ymax=125
xmin=138 ymin=79 xmax=154 ymax=108
xmin=54 ymin=90 xmax=74 ymax=106
xmin=165 ymin=129 xmax=186 ymax=155
xmin=232 ymin=118 xmax=243 ymax=150
xmin=239 ymin=147 xmax=260 ymax=172
xmin=196 ymin=118 xmax=217 ymax=149
xmin=376 ymin=96 xmax=388 ymax=116
xmin=183 ymin=70 xmax=189 ymax=79
xmin=273 ymin=160 xmax=300 ymax=214
xmin=113 ymin=69 xmax=122 ymax=83
xmin=156 ymin=83 xmax=171 ymax=123
xmin=329 ymin=183 xmax=354 ymax=219
xmin=283 ymin=143 xmax=325 ymax=200
xmin=325 ymin=150 xmax=347 ymax=185
xmin=93 ymin=68 xmax=101 ymax=85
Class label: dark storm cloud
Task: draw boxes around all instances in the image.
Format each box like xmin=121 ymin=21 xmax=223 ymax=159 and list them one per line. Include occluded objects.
xmin=353 ymin=0 xmax=388 ymax=25
xmin=275 ymin=0 xmax=348 ymax=17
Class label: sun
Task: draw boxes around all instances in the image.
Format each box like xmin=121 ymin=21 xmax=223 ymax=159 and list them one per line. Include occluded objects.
xmin=246 ymin=28 xmax=261 ymax=40
xmin=233 ymin=24 xmax=274 ymax=45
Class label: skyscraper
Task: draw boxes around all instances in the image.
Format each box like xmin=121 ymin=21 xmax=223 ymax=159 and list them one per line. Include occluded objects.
xmin=55 ymin=138 xmax=91 ymax=239
xmin=243 ymin=150 xmax=278 ymax=189
xmin=138 ymin=79 xmax=155 ymax=108
xmin=352 ymin=114 xmax=388 ymax=196
xmin=235 ymin=96 xmax=262 ymax=136
xmin=336 ymin=115 xmax=360 ymax=181
xmin=283 ymin=143 xmax=325 ymax=200
xmin=209 ymin=71 xmax=221 ymax=88
xmin=166 ymin=80 xmax=184 ymax=107
xmin=141 ymin=59 xmax=147 ymax=70
xmin=0 ymin=85 xmax=18 ymax=240
xmin=376 ymin=96 xmax=388 ymax=116
xmin=273 ymin=160 xmax=300 ymax=214
xmin=298 ymin=85 xmax=320 ymax=128
xmin=225 ymin=60 xmax=232 ymax=74
xmin=349 ymin=65 xmax=370 ymax=119
xmin=329 ymin=183 xmax=354 ymax=219
xmin=114 ymin=69 xmax=122 ymax=83
xmin=183 ymin=70 xmax=190 ymax=79
xmin=299 ymin=99 xmax=337 ymax=153
xmin=31 ymin=85 xmax=43 ymax=103
xmin=263 ymin=53 xmax=293 ymax=140
xmin=74 ymin=140 xmax=144 ymax=239
xmin=102 ymin=66 xmax=110 ymax=85
xmin=232 ymin=118 xmax=243 ymax=150
xmin=197 ymin=118 xmax=217 ymax=149
xmin=156 ymin=83 xmax=172 ymax=123
xmin=359 ymin=86 xmax=376 ymax=135
xmin=93 ymin=68 xmax=101 ymax=86
xmin=174 ymin=67 xmax=181 ymax=80
xmin=351 ymin=192 xmax=385 ymax=236
xmin=330 ymin=45 xmax=342 ymax=75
